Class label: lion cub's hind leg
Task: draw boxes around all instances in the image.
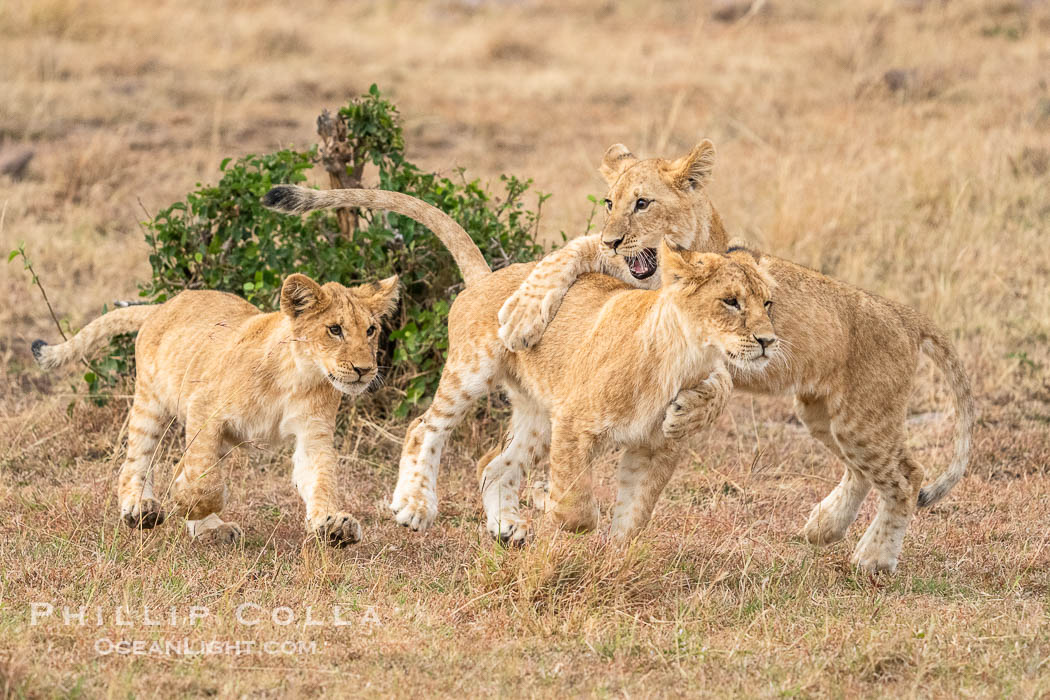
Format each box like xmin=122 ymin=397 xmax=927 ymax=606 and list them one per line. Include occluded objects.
xmin=796 ymin=396 xmax=871 ymax=546
xmin=478 ymin=393 xmax=550 ymax=545
xmin=850 ymin=451 xmax=923 ymax=574
xmin=117 ymin=384 xmax=170 ymax=530
xmin=390 ymin=354 xmax=497 ymax=531
xmin=801 ymin=393 xmax=923 ymax=574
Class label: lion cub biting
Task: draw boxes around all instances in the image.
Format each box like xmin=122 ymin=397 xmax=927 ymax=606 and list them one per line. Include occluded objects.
xmin=33 ymin=273 xmax=398 ymax=546
xmin=497 ymin=141 xmax=976 ymax=572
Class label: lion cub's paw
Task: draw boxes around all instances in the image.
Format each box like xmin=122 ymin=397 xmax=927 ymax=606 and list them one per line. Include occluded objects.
xmin=801 ymin=500 xmax=851 ymax=546
xmin=850 ymin=527 xmax=900 ymax=574
xmin=497 ymin=287 xmax=560 ymax=352
xmin=313 ymin=512 xmax=363 ymax=547
xmin=486 ymin=513 xmax=530 ymax=547
xmin=662 ymin=388 xmax=721 ymax=439
xmin=389 ymin=488 xmax=438 ymax=532
xmin=546 ymin=498 xmax=600 ymax=534
xmin=850 ymin=546 xmax=898 ymax=575
xmin=122 ymin=498 xmax=166 ymax=530
xmin=193 ymin=521 xmax=244 ymax=546
xmin=662 ymin=369 xmax=732 ymax=439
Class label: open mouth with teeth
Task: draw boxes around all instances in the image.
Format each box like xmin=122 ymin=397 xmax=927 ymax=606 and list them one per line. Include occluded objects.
xmin=623 ymin=248 xmax=659 ymax=280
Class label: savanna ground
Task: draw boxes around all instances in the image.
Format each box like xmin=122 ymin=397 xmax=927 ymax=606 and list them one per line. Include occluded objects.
xmin=2 ymin=0 xmax=1050 ymax=696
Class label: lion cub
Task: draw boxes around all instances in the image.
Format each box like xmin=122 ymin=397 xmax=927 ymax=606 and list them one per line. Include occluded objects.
xmin=496 ymin=142 xmax=976 ymax=573
xmin=33 ymin=273 xmax=398 ymax=546
xmin=393 ymin=243 xmax=776 ymax=542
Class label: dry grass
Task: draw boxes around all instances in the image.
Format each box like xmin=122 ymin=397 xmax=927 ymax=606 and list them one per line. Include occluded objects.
xmin=2 ymin=0 xmax=1050 ymax=696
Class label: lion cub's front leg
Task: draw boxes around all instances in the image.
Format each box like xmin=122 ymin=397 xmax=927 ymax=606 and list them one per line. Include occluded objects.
xmin=662 ymin=364 xmax=733 ymax=440
xmin=293 ymin=431 xmax=361 ymax=547
xmin=498 ymin=235 xmax=606 ymax=351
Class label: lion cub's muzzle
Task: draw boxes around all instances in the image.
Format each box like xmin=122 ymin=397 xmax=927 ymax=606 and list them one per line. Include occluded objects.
xmin=327 ymin=364 xmax=379 ymax=394
xmin=731 ymin=333 xmax=779 ymax=368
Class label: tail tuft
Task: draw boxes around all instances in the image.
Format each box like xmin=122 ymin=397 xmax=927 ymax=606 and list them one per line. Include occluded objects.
xmin=263 ymin=185 xmax=316 ymax=214
xmin=31 ymin=338 xmax=62 ymax=370
xmin=917 ymin=488 xmax=934 ymax=509
xmin=31 ymin=339 xmax=48 ymax=363
xmin=30 ymin=304 xmax=157 ymax=372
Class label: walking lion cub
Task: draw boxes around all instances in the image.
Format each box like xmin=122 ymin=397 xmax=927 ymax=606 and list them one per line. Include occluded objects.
xmin=33 ymin=273 xmax=398 ymax=545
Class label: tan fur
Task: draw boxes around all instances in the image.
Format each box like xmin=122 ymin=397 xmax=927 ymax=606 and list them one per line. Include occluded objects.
xmin=497 ymin=143 xmax=975 ymax=573
xmin=33 ymin=273 xmax=399 ymax=546
xmin=263 ymin=183 xmax=775 ymax=543
xmin=391 ymin=244 xmax=775 ymax=542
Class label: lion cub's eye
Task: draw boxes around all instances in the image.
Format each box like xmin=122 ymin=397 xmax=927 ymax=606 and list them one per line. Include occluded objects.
xmin=366 ymin=324 xmax=377 ymax=337
xmin=328 ymin=324 xmax=343 ymax=338
xmin=722 ymin=298 xmax=740 ymax=310
xmin=603 ymin=198 xmax=613 ymax=212
xmin=635 ymin=198 xmax=650 ymax=211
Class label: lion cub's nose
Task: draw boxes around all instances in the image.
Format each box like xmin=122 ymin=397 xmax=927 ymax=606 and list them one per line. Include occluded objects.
xmin=755 ymin=335 xmax=776 ymax=350
xmin=352 ymin=365 xmax=374 ymax=377
xmin=603 ymin=236 xmax=624 ymax=251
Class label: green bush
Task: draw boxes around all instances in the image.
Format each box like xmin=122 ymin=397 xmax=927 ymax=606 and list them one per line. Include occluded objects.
xmin=130 ymin=85 xmax=548 ymax=416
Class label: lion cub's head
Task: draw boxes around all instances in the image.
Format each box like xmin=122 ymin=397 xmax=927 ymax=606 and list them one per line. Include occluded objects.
xmin=279 ymin=273 xmax=400 ymax=395
xmin=659 ymin=242 xmax=779 ymax=371
xmin=598 ymin=140 xmax=729 ymax=285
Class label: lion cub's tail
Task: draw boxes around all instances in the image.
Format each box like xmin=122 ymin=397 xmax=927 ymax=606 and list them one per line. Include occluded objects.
xmin=916 ymin=324 xmax=976 ymax=508
xmin=262 ymin=186 xmax=491 ymax=287
xmin=32 ymin=305 xmax=156 ymax=370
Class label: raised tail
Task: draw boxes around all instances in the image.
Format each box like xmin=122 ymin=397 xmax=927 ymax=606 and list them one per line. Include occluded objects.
xmin=916 ymin=323 xmax=976 ymax=507
xmin=262 ymin=185 xmax=491 ymax=287
xmin=32 ymin=305 xmax=156 ymax=370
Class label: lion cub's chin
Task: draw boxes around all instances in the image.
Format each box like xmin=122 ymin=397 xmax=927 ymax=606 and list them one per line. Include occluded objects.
xmin=326 ymin=373 xmax=373 ymax=396
xmin=727 ymin=352 xmax=772 ymax=373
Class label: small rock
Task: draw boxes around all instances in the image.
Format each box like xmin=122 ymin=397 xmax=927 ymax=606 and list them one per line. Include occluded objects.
xmin=883 ymin=68 xmax=916 ymax=93
xmin=0 ymin=147 xmax=34 ymax=180
xmin=710 ymin=0 xmax=767 ymax=22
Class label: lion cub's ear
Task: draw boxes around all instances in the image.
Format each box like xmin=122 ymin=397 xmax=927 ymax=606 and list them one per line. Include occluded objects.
xmin=280 ymin=274 xmax=327 ymax=317
xmin=660 ymin=241 xmax=722 ymax=286
xmin=659 ymin=240 xmax=701 ymax=285
xmin=599 ymin=144 xmax=639 ymax=185
xmin=357 ymin=275 xmax=400 ymax=318
xmin=671 ymin=139 xmax=716 ymax=190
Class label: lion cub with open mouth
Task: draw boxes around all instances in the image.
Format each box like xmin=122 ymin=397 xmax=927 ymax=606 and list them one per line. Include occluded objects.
xmin=395 ymin=242 xmax=777 ymax=543
xmin=32 ymin=273 xmax=398 ymax=545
